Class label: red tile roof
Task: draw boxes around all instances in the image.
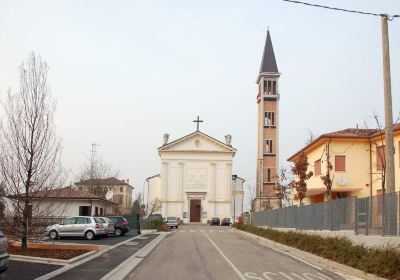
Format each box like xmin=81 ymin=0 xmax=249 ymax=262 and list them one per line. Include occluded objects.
xmin=75 ymin=177 xmax=133 ymax=188
xmin=288 ymin=124 xmax=400 ymax=162
xmin=9 ymin=187 xmax=117 ymax=205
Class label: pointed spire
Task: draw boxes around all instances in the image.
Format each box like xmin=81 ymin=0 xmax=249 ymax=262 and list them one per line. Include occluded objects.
xmin=259 ymin=30 xmax=278 ymax=73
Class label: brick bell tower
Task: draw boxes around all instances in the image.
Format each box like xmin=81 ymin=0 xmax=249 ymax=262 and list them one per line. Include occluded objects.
xmin=256 ymin=30 xmax=280 ymax=210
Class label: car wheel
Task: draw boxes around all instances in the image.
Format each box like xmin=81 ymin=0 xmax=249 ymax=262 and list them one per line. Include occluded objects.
xmin=114 ymin=228 xmax=122 ymax=237
xmin=85 ymin=231 xmax=95 ymax=240
xmin=49 ymin=230 xmax=58 ymax=240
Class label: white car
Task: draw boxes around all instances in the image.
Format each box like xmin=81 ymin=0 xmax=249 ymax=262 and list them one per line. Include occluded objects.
xmin=46 ymin=216 xmax=105 ymax=240
xmin=166 ymin=217 xmax=179 ymax=229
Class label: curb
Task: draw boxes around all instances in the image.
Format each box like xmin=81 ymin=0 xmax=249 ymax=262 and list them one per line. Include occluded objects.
xmin=10 ymin=250 xmax=96 ymax=266
xmin=100 ymin=232 xmax=169 ymax=280
xmin=35 ymin=234 xmax=147 ymax=280
xmin=233 ymin=228 xmax=386 ymax=280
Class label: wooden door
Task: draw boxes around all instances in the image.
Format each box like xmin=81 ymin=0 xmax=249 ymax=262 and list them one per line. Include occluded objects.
xmin=190 ymin=200 xmax=201 ymax=222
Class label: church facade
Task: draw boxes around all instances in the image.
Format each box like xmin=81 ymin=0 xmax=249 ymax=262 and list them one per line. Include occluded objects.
xmin=146 ymin=128 xmax=244 ymax=224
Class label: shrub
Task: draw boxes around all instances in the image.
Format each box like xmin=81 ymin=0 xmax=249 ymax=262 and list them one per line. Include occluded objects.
xmin=234 ymin=224 xmax=400 ymax=280
xmin=157 ymin=222 xmax=170 ymax=232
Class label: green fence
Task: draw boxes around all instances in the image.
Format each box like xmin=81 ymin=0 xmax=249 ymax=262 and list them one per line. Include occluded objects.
xmin=123 ymin=213 xmax=141 ymax=234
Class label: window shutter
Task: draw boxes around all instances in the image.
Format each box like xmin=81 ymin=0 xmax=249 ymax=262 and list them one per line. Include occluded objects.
xmin=335 ymin=156 xmax=346 ymax=171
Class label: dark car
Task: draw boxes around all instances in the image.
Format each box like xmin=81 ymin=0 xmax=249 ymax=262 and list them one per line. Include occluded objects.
xmin=107 ymin=216 xmax=130 ymax=236
xmin=0 ymin=230 xmax=9 ymax=273
xmin=210 ymin=217 xmax=220 ymax=226
xmin=221 ymin=218 xmax=231 ymax=226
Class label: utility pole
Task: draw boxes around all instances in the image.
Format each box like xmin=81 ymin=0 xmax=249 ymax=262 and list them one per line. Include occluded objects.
xmin=89 ymin=143 xmax=101 ymax=194
xmin=381 ymin=15 xmax=395 ymax=194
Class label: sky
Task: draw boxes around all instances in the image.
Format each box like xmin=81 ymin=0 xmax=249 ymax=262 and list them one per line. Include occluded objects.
xmin=0 ymin=0 xmax=399 ymax=208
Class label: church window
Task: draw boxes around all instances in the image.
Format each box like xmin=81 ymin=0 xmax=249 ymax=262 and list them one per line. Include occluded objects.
xmin=266 ymin=140 xmax=273 ymax=154
xmin=120 ymin=187 xmax=123 ymax=192
xmin=267 ymin=168 xmax=271 ymax=182
xmin=265 ymin=112 xmax=275 ymax=126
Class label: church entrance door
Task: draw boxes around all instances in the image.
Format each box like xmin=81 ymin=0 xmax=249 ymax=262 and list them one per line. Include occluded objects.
xmin=190 ymin=200 xmax=201 ymax=222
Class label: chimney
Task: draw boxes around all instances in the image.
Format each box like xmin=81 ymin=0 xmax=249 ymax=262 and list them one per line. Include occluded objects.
xmin=127 ymin=179 xmax=129 ymax=184
xmin=122 ymin=179 xmax=125 ymax=183
xmin=163 ymin=133 xmax=170 ymax=145
xmin=225 ymin=135 xmax=232 ymax=146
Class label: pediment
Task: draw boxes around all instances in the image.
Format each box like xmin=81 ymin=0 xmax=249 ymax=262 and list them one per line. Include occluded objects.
xmin=158 ymin=131 xmax=236 ymax=154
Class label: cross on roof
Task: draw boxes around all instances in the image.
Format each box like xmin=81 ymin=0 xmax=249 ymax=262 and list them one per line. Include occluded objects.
xmin=193 ymin=116 xmax=203 ymax=131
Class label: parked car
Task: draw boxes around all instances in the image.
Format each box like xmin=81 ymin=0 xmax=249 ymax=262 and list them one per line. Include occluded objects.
xmin=210 ymin=217 xmax=220 ymax=226
xmin=98 ymin=217 xmax=115 ymax=236
xmin=0 ymin=230 xmax=9 ymax=273
xmin=107 ymin=216 xmax=130 ymax=236
xmin=46 ymin=216 xmax=105 ymax=240
xmin=166 ymin=217 xmax=178 ymax=229
xmin=221 ymin=218 xmax=231 ymax=226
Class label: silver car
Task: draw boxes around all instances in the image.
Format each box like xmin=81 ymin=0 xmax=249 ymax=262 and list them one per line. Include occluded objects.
xmin=166 ymin=217 xmax=178 ymax=229
xmin=0 ymin=230 xmax=9 ymax=273
xmin=46 ymin=216 xmax=105 ymax=240
xmin=98 ymin=217 xmax=114 ymax=236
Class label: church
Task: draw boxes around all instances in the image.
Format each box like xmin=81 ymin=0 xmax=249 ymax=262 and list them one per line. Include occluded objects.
xmin=146 ymin=118 xmax=244 ymax=224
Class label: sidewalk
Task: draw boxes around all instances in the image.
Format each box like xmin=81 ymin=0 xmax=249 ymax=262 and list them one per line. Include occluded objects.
xmin=265 ymin=227 xmax=400 ymax=248
xmin=36 ymin=233 xmax=160 ymax=280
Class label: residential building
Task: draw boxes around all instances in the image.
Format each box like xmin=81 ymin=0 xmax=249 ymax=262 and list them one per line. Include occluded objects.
xmin=256 ymin=30 xmax=281 ymax=209
xmin=74 ymin=177 xmax=134 ymax=214
xmin=9 ymin=186 xmax=118 ymax=219
xmin=288 ymin=124 xmax=400 ymax=205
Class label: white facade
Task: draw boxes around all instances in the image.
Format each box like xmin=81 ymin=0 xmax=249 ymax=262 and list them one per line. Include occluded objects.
xmin=147 ymin=131 xmax=242 ymax=224
xmin=28 ymin=199 xmax=117 ymax=218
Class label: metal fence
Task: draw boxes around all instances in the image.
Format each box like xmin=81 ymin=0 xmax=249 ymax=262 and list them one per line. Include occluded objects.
xmin=253 ymin=191 xmax=400 ymax=236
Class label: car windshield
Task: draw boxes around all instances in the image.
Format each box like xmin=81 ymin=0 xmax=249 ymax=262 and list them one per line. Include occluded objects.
xmin=94 ymin=217 xmax=103 ymax=223
xmin=167 ymin=217 xmax=176 ymax=220
xmin=103 ymin=217 xmax=113 ymax=223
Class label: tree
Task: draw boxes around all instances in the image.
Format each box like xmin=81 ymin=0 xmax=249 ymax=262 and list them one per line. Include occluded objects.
xmin=146 ymin=197 xmax=161 ymax=216
xmin=75 ymin=143 xmax=119 ymax=197
xmin=291 ymin=153 xmax=313 ymax=205
xmin=131 ymin=193 xmax=145 ymax=218
xmin=320 ymin=140 xmax=334 ymax=201
xmin=274 ymin=168 xmax=292 ymax=208
xmin=0 ymin=52 xmax=64 ymax=251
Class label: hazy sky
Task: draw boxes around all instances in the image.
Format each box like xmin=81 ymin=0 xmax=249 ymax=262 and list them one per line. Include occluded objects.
xmin=1 ymin=0 xmax=399 ymax=203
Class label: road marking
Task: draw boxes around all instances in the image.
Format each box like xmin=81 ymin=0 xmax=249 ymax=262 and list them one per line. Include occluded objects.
xmin=124 ymin=241 xmax=139 ymax=246
xmin=136 ymin=236 xmax=148 ymax=240
xmin=190 ymin=230 xmax=196 ymax=233
xmin=244 ymin=272 xmax=336 ymax=280
xmin=203 ymin=232 xmax=247 ymax=280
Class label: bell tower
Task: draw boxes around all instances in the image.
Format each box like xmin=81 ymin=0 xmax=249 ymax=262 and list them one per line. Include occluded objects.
xmin=256 ymin=30 xmax=280 ymax=210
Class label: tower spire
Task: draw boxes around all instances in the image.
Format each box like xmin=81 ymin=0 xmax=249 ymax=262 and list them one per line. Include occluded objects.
xmin=259 ymin=30 xmax=278 ymax=74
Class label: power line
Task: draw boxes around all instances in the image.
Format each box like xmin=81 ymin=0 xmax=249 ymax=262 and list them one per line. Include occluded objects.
xmin=282 ymin=0 xmax=400 ymax=19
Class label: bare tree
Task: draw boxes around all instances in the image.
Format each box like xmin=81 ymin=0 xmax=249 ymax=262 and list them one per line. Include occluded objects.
xmin=146 ymin=197 xmax=162 ymax=216
xmin=291 ymin=153 xmax=313 ymax=206
xmin=305 ymin=129 xmax=316 ymax=146
xmin=274 ymin=168 xmax=292 ymax=208
xmin=131 ymin=192 xmax=145 ymax=218
xmin=0 ymin=52 xmax=64 ymax=251
xmin=245 ymin=184 xmax=256 ymax=212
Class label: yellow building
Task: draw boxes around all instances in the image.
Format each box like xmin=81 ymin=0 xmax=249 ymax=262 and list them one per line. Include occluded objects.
xmin=288 ymin=124 xmax=400 ymax=205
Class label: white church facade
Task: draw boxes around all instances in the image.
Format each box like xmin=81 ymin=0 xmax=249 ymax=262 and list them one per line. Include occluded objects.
xmin=146 ymin=125 xmax=244 ymax=224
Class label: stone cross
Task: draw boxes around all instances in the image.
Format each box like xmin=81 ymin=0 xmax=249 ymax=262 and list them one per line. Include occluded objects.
xmin=193 ymin=116 xmax=203 ymax=131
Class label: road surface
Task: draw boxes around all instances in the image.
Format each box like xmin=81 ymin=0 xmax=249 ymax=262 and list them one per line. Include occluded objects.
xmin=126 ymin=224 xmax=353 ymax=280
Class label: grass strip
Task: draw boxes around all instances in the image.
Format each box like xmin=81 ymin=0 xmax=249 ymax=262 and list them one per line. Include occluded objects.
xmin=233 ymin=224 xmax=400 ymax=280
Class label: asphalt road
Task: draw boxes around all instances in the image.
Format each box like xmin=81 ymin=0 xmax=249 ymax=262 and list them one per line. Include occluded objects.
xmin=126 ymin=225 xmax=353 ymax=280
xmin=0 ymin=261 xmax=61 ymax=280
